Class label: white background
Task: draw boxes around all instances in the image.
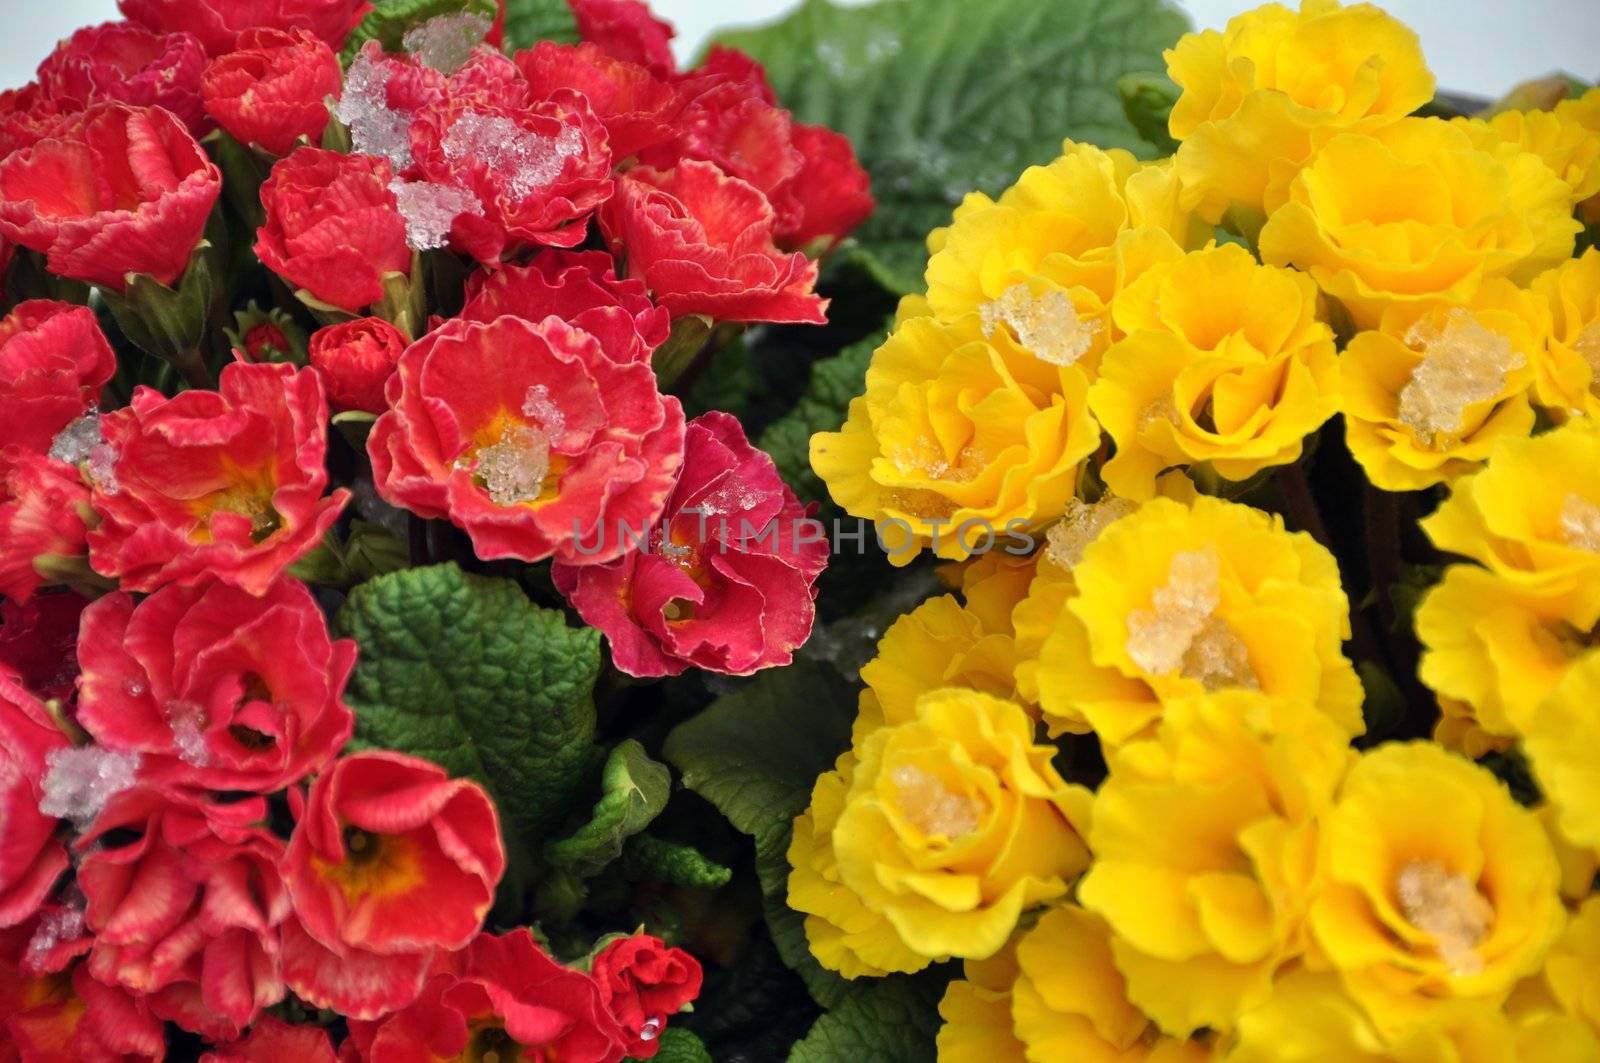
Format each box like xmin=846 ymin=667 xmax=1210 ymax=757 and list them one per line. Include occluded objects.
xmin=0 ymin=0 xmax=1595 ymax=100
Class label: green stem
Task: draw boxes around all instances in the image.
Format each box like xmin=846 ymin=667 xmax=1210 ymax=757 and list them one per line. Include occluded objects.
xmin=171 ymin=347 xmax=215 ymax=391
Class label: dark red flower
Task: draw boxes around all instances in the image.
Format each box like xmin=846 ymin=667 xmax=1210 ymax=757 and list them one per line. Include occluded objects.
xmin=515 ymin=41 xmax=686 ymax=160
xmin=280 ymin=751 xmax=505 ymax=1020
xmin=591 ymin=934 xmax=702 ymax=1058
xmin=75 ymin=576 xmax=355 ymax=794
xmin=458 ymin=249 xmax=669 ymax=364
xmin=0 ymin=963 xmax=165 ymax=1063
xmin=554 ymin=411 xmax=828 ymax=677
xmin=86 ymin=361 xmax=350 ymax=596
xmin=776 ymin=122 xmax=874 ymax=251
xmin=201 ymin=1015 xmax=339 ymax=1063
xmin=0 ymin=103 xmax=220 ymax=292
xmin=36 ymin=21 xmax=209 ymax=135
xmin=0 ymin=667 xmax=70 ymax=931
xmin=368 ymin=315 xmax=684 ymax=564
xmin=570 ymin=0 xmax=676 ymax=79
xmin=0 ymin=453 xmax=92 ymax=603
xmin=694 ymin=45 xmax=775 ymax=104
xmin=119 ymin=0 xmax=371 ymax=56
xmin=308 ymin=317 xmax=406 ymax=414
xmin=256 ymin=147 xmax=411 ymax=313
xmin=202 ymin=28 xmax=343 ymax=157
xmin=0 ymin=594 xmax=85 ymax=707
xmin=599 ymin=159 xmax=827 ymax=324
xmin=0 ymin=300 xmax=116 ymax=467
xmin=77 ymin=789 xmax=290 ymax=1040
xmin=238 ymin=323 xmax=290 ymax=364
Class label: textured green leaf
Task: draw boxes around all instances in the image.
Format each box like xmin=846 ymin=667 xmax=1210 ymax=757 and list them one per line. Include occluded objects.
xmin=619 ymin=834 xmax=734 ymax=890
xmin=630 ymin=1027 xmax=713 ymax=1063
xmin=1119 ymin=71 xmax=1181 ymax=154
xmin=501 ymin=0 xmax=581 ymax=50
xmin=663 ymin=661 xmax=856 ymax=1007
xmin=334 ymin=563 xmax=601 ymax=844
xmin=715 ymin=0 xmax=1191 ymax=294
xmin=757 ymin=328 xmax=885 ymax=501
xmin=545 ymin=739 xmax=671 ymax=876
xmin=787 ymin=972 xmax=947 ymax=1063
xmin=342 ymin=0 xmax=498 ymax=62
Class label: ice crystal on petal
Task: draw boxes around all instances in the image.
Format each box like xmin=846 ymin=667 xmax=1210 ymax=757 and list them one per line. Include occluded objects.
xmin=1397 ymin=309 xmax=1524 ymax=442
xmin=442 ymin=112 xmax=584 ymax=202
xmin=39 ymin=746 xmax=141 ymax=829
xmin=1125 ymin=546 xmax=1256 ymax=690
xmin=521 ymin=384 xmax=566 ymax=437
xmin=164 ymin=699 xmax=210 ymax=767
xmin=639 ymin=1016 xmax=664 ymax=1042
xmin=26 ymin=904 xmax=85 ymax=967
xmin=1044 ymin=496 xmax=1136 ymax=570
xmin=891 ymin=764 xmax=983 ymax=839
xmin=402 ymin=12 xmax=491 ymax=74
xmin=1397 ymin=858 xmax=1493 ymax=976
xmin=48 ymin=413 xmax=101 ymax=465
xmin=390 ymin=179 xmax=481 ymax=251
xmin=695 ymin=475 xmax=763 ymax=519
xmin=980 ymin=283 xmax=1099 ymax=367
xmin=1139 ymin=393 xmax=1180 ymax=432
xmin=1577 ymin=321 xmax=1600 ymax=394
xmin=1560 ymin=493 xmax=1600 ymax=553
xmin=85 ymin=441 xmax=119 ymax=494
xmin=1181 ymin=615 xmax=1259 ymax=692
xmin=475 ymin=424 xmax=549 ymax=506
xmin=335 ymin=50 xmax=414 ymax=171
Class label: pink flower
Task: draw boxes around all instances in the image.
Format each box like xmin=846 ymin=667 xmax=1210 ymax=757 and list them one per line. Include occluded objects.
xmin=592 ymin=934 xmax=702 ymax=1058
xmin=118 ymin=0 xmax=371 ymax=56
xmin=0 ymin=300 xmax=115 ymax=467
xmin=36 ymin=21 xmax=209 ymax=135
xmin=0 ymin=666 xmax=70 ymax=930
xmin=201 ymin=1015 xmax=338 ymax=1063
xmin=201 ymin=28 xmax=343 ymax=156
xmin=570 ymin=0 xmax=676 ymax=79
xmin=515 ymin=41 xmax=687 ymax=160
xmin=554 ymin=411 xmax=828 ymax=676
xmin=0 ymin=452 xmax=92 ymax=602
xmin=308 ymin=317 xmax=407 ymax=414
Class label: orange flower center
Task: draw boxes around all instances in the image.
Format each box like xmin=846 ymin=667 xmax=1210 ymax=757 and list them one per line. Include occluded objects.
xmin=456 ymin=1023 xmax=526 ymax=1063
xmin=189 ymin=461 xmax=282 ymax=544
xmin=313 ymin=825 xmax=424 ymax=906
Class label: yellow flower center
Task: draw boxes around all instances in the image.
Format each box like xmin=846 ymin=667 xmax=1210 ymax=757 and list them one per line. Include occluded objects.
xmin=979 ymin=283 xmax=1100 ymax=367
xmin=473 ymin=423 xmax=551 ymax=507
xmin=1126 ymin=546 xmax=1260 ymax=690
xmin=463 ymin=1023 xmax=524 ymax=1063
xmin=312 ymin=825 xmax=424 ymax=907
xmin=189 ymin=461 xmax=282 ymax=544
xmin=891 ymin=764 xmax=985 ymax=840
xmin=1560 ymin=493 xmax=1600 ymax=553
xmin=1044 ymin=496 xmax=1136 ymax=570
xmin=1395 ymin=858 xmax=1494 ymax=976
xmin=1396 ymin=309 xmax=1524 ymax=443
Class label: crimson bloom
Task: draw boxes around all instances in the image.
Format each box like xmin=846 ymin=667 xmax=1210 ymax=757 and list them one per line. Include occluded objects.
xmin=368 ymin=314 xmax=684 ymax=565
xmin=0 ymin=593 xmax=85 ymax=707
xmin=0 ymin=84 xmax=68 ymax=159
xmin=77 ymin=789 xmax=290 ymax=1040
xmin=118 ymin=0 xmax=370 ymax=56
xmin=570 ymin=0 xmax=676 ymax=79
xmin=599 ymin=160 xmax=827 ymax=324
xmin=0 ymin=963 xmax=165 ymax=1063
xmin=280 ymin=751 xmax=505 ymax=1020
xmin=0 ymin=102 xmax=220 ymax=292
xmin=202 ymin=28 xmax=343 ymax=157
xmin=554 ymin=411 xmax=828 ymax=677
xmin=592 ymin=934 xmax=703 ymax=1058
xmin=0 ymin=667 xmax=70 ymax=930
xmin=0 ymin=452 xmax=92 ymax=602
xmin=75 ymin=577 xmax=355 ymax=794
xmin=778 ymin=122 xmax=874 ymax=251
xmin=256 ymin=147 xmax=411 ymax=314
xmin=36 ymin=21 xmax=209 ymax=135
xmin=346 ymin=929 xmax=627 ymax=1063
xmin=0 ymin=300 xmax=115 ymax=466
xmin=86 ymin=361 xmax=350 ymax=595
xmin=458 ymin=249 xmax=669 ymax=364
xmin=201 ymin=1015 xmax=338 ymax=1063
xmin=515 ymin=41 xmax=687 ymax=160
xmin=308 ymin=317 xmax=407 ymax=415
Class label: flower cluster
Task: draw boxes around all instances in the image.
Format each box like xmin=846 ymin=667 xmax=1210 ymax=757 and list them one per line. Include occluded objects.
xmin=0 ymin=0 xmax=872 ymax=1054
xmin=802 ymin=0 xmax=1600 ymax=1057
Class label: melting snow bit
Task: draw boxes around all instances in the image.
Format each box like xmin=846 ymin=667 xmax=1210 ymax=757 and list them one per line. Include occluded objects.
xmin=474 ymin=425 xmax=550 ymax=507
xmin=164 ymin=699 xmax=210 ymax=767
xmin=1125 ymin=546 xmax=1258 ymax=690
xmin=891 ymin=764 xmax=984 ymax=839
xmin=521 ymin=384 xmax=566 ymax=438
xmin=1045 ymin=496 xmax=1136 ymax=570
xmin=443 ymin=112 xmax=584 ymax=203
xmin=48 ymin=413 xmax=120 ymax=494
xmin=1560 ymin=493 xmax=1600 ymax=553
xmin=1397 ymin=858 xmax=1493 ymax=976
xmin=980 ymin=283 xmax=1100 ymax=367
xmin=391 ymin=180 xmax=482 ymax=251
xmin=402 ymin=12 xmax=491 ymax=74
xmin=26 ymin=904 xmax=86 ymax=968
xmin=1397 ymin=309 xmax=1525 ymax=442
xmin=39 ymin=746 xmax=141 ymax=829
xmin=335 ymin=50 xmax=414 ymax=171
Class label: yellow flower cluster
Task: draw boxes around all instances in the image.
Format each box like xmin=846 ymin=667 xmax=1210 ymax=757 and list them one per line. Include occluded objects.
xmin=797 ymin=0 xmax=1600 ymax=1057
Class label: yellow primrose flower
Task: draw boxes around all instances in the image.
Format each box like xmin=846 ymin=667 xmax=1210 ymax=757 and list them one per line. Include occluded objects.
xmin=1037 ymin=495 xmax=1363 ymax=746
xmin=1165 ymin=0 xmax=1435 ymax=220
xmin=936 ymin=940 xmax=1028 ymax=1062
xmin=1432 ymin=696 xmax=1513 ymax=761
xmin=1307 ymin=742 xmax=1565 ymax=1033
xmin=1420 ymin=416 xmax=1600 ymax=617
xmin=1415 ymin=566 xmax=1596 ymax=739
xmin=1557 ymin=87 xmax=1600 ymax=223
xmin=1079 ymin=691 xmax=1354 ymax=1035
xmin=811 ymin=314 xmax=1101 ymax=565
xmin=1259 ymin=117 xmax=1580 ymax=328
xmin=1523 ymin=650 xmax=1600 ymax=858
xmin=1530 ymin=248 xmax=1600 ymax=417
xmin=1341 ymin=280 xmax=1545 ymax=491
xmin=790 ymin=688 xmax=1092 ymax=974
xmin=1536 ymin=804 xmax=1600 ymax=902
xmin=948 ymin=548 xmax=1037 ymax=640
xmin=1089 ymin=243 xmax=1340 ymax=498
xmin=1455 ymin=108 xmax=1600 ymax=207
xmin=923 ymin=141 xmax=1200 ymax=377
xmin=1524 ymin=895 xmax=1600 ymax=1044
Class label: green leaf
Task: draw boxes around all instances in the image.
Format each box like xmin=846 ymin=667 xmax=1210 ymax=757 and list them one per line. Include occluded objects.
xmin=757 ymin=328 xmax=885 ymax=501
xmin=787 ymin=972 xmax=947 ymax=1063
xmin=715 ymin=0 xmax=1191 ymax=294
xmin=501 ymin=0 xmax=581 ymax=50
xmin=342 ymin=0 xmax=498 ymax=62
xmin=619 ymin=834 xmax=734 ymax=890
xmin=334 ymin=562 xmax=601 ymax=845
xmin=1118 ymin=71 xmax=1181 ymax=154
xmin=631 ymin=1027 xmax=713 ymax=1063
xmin=663 ymin=661 xmax=857 ymax=1007
xmin=545 ymin=739 xmax=672 ymax=876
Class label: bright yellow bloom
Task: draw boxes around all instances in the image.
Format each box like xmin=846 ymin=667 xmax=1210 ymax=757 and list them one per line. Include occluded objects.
xmin=1432 ymin=696 xmax=1513 ymax=761
xmin=1530 ymin=248 xmax=1600 ymax=417
xmin=1037 ymin=495 xmax=1363 ymax=746
xmin=1455 ymin=108 xmax=1600 ymax=207
xmin=789 ymin=689 xmax=1092 ymax=974
xmin=1524 ymin=895 xmax=1600 ymax=1044
xmin=1090 ymin=243 xmax=1340 ymax=498
xmin=1307 ymin=742 xmax=1565 ymax=1033
xmin=1523 ymin=650 xmax=1600 ymax=859
xmin=1420 ymin=416 xmax=1600 ymax=618
xmin=812 ymin=314 xmax=1101 ymax=564
xmin=1079 ymin=691 xmax=1354 ymax=1035
xmin=936 ymin=940 xmax=1027 ymax=1062
xmin=1557 ymin=87 xmax=1600 ymax=223
xmin=1166 ymin=0 xmax=1434 ymax=219
xmin=948 ymin=548 xmax=1036 ymax=640
xmin=1259 ymin=117 xmax=1580 ymax=328
xmin=1341 ymin=280 xmax=1545 ymax=491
